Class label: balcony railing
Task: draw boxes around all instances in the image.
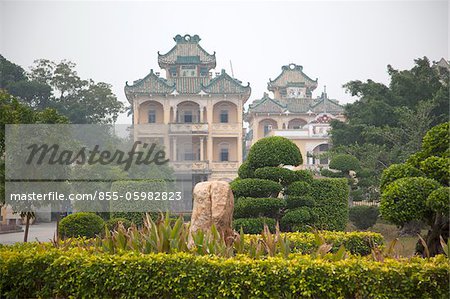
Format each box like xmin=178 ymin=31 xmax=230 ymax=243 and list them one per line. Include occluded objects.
xmin=169 ymin=123 xmax=208 ymax=134
xmin=210 ymin=161 xmax=239 ymax=171
xmin=272 ymin=129 xmax=329 ymax=138
xmin=170 ymin=161 xmax=209 ymax=172
xmin=134 ymin=124 xmax=168 ymax=136
xmin=211 ymin=123 xmax=241 ymax=134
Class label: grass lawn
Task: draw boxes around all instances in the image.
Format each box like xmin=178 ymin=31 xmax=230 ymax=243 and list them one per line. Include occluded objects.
xmin=346 ymin=219 xmax=427 ymax=257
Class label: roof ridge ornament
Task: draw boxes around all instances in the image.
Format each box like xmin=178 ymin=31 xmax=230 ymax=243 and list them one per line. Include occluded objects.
xmin=174 ymin=34 xmax=201 ymax=43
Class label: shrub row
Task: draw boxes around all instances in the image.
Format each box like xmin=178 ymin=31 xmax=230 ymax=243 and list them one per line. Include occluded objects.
xmin=230 ymin=178 xmax=282 ymax=198
xmin=234 ymin=197 xmax=285 ymax=219
xmin=233 ymin=217 xmax=276 ymax=234
xmin=1 ymin=248 xmax=448 ymax=298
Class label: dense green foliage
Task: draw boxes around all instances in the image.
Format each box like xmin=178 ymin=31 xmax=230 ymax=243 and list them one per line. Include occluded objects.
xmin=380 ymin=177 xmax=440 ymax=226
xmin=380 ymin=122 xmax=449 ymax=256
xmin=230 ymin=178 xmax=282 ymax=198
xmin=247 ymin=136 xmax=302 ymax=169
xmin=293 ymin=170 xmax=314 ymax=183
xmin=349 ymin=206 xmax=379 ymax=230
xmin=280 ymin=207 xmax=311 ymax=231
xmin=1 ymin=246 xmax=447 ymax=299
xmin=285 ymin=196 xmax=315 ymax=210
xmin=286 ymin=181 xmax=310 ymax=196
xmin=329 ymin=57 xmax=449 ymax=200
xmin=379 ymin=163 xmax=424 ymax=192
xmin=105 ymin=217 xmax=132 ymax=231
xmin=232 ymin=217 xmax=276 ymax=234
xmin=329 ymin=154 xmax=361 ymax=174
xmin=308 ymin=178 xmax=349 ymax=231
xmin=58 ymin=213 xmax=105 ymax=238
xmin=254 ymin=167 xmax=298 ymax=186
xmin=237 ymin=161 xmax=254 ymax=179
xmin=234 ymin=197 xmax=285 ymax=219
xmin=0 ymin=55 xmax=125 ymax=123
xmin=426 ymin=187 xmax=450 ymax=216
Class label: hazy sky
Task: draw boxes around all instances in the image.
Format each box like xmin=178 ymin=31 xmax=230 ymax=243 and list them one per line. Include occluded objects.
xmin=1 ymin=1 xmax=448 ymax=124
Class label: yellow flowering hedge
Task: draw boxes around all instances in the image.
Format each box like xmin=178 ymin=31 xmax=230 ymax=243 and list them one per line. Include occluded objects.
xmin=0 ymin=246 xmax=448 ymax=298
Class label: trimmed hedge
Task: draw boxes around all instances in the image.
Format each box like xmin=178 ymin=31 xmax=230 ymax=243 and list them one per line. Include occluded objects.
xmin=234 ymin=197 xmax=286 ymax=219
xmin=58 ymin=212 xmax=105 ymax=239
xmin=232 ymin=217 xmax=276 ymax=234
xmin=349 ymin=206 xmax=379 ymax=230
xmin=286 ymin=181 xmax=310 ymax=196
xmin=329 ymin=154 xmax=360 ymax=173
xmin=427 ymin=187 xmax=450 ymax=215
xmin=308 ymin=178 xmax=349 ymax=231
xmin=280 ymin=207 xmax=311 ymax=232
xmin=254 ymin=167 xmax=297 ymax=186
xmin=230 ymin=178 xmax=282 ymax=198
xmin=285 ymin=195 xmax=315 ymax=209
xmin=1 ymin=247 xmax=448 ymax=298
xmin=247 ymin=136 xmax=302 ymax=169
xmin=294 ymin=169 xmax=314 ymax=183
xmin=238 ymin=161 xmax=254 ymax=179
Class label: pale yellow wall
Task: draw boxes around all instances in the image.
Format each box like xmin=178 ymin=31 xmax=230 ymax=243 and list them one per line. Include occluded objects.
xmin=291 ymin=139 xmax=308 ymax=164
xmin=257 ymin=118 xmax=278 ymax=139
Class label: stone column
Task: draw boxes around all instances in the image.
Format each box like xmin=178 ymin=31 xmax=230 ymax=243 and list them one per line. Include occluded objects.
xmin=200 ymin=137 xmax=204 ymax=161
xmin=173 ymin=106 xmax=178 ymax=123
xmin=199 ymin=106 xmax=204 ymax=123
xmin=172 ymin=137 xmax=177 ymax=161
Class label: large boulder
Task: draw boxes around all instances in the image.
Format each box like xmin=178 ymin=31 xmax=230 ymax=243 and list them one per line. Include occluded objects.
xmin=189 ymin=181 xmax=234 ymax=245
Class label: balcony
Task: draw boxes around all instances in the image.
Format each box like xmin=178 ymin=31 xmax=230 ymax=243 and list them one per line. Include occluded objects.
xmin=169 ymin=123 xmax=208 ymax=134
xmin=271 ymin=129 xmax=329 ymax=139
xmin=134 ymin=124 xmax=168 ymax=137
xmin=170 ymin=161 xmax=209 ymax=173
xmin=210 ymin=161 xmax=239 ymax=171
xmin=211 ymin=123 xmax=241 ymax=135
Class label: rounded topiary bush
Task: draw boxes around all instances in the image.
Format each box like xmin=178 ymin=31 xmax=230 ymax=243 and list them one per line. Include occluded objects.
xmin=349 ymin=206 xmax=379 ymax=230
xmin=254 ymin=167 xmax=297 ymax=186
xmin=426 ymin=187 xmax=450 ymax=216
xmin=59 ymin=212 xmax=105 ymax=239
xmin=320 ymin=168 xmax=345 ymax=178
xmin=238 ymin=161 xmax=254 ymax=179
xmin=106 ymin=217 xmax=132 ymax=231
xmin=294 ymin=170 xmax=314 ymax=183
xmin=286 ymin=181 xmax=310 ymax=196
xmin=380 ymin=177 xmax=440 ymax=226
xmin=247 ymin=136 xmax=302 ymax=169
xmin=419 ymin=156 xmax=449 ymax=186
xmin=380 ymin=163 xmax=423 ymax=192
xmin=233 ymin=217 xmax=276 ymax=234
xmin=234 ymin=197 xmax=286 ymax=219
xmin=286 ymin=195 xmax=315 ymax=209
xmin=230 ymin=178 xmax=282 ymax=198
xmin=421 ymin=122 xmax=449 ymax=157
xmin=329 ymin=154 xmax=360 ymax=174
xmin=280 ymin=207 xmax=312 ymax=232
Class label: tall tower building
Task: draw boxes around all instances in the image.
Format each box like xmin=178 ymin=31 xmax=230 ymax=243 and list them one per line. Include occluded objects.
xmin=125 ymin=34 xmax=251 ymax=182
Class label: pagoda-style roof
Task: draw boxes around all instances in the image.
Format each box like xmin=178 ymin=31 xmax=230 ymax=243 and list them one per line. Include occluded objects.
xmin=248 ymin=93 xmax=286 ymax=113
xmin=268 ymin=63 xmax=318 ymax=92
xmin=158 ymin=34 xmax=216 ymax=69
xmin=201 ymin=69 xmax=251 ymax=100
xmin=310 ymin=93 xmax=344 ymax=114
xmin=247 ymin=92 xmax=343 ymax=115
xmin=124 ymin=69 xmax=175 ymax=101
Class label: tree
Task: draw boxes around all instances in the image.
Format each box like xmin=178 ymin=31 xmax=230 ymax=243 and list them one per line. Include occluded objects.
xmin=0 ymin=90 xmax=68 ymax=242
xmin=380 ymin=122 xmax=450 ymax=256
xmin=29 ymin=59 xmax=125 ymax=124
xmin=330 ymin=57 xmax=448 ymax=201
xmin=0 ymin=55 xmax=125 ymax=124
xmin=329 ymin=154 xmax=360 ymax=176
xmin=247 ymin=136 xmax=302 ymax=170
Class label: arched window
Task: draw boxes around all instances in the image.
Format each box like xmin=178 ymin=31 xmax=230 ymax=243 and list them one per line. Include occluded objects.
xmin=219 ymin=142 xmax=230 ymax=162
